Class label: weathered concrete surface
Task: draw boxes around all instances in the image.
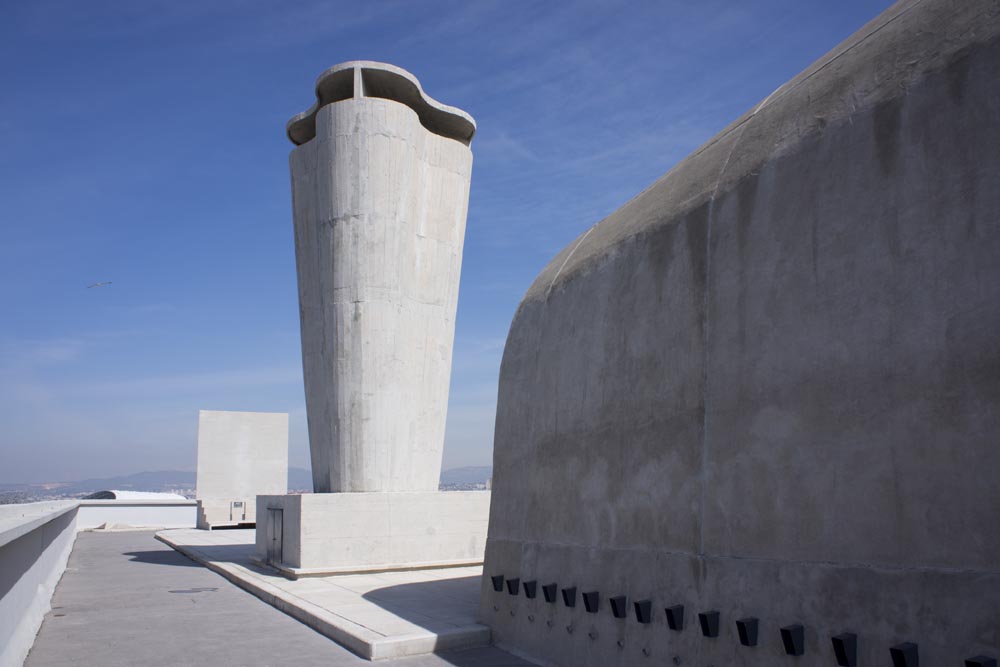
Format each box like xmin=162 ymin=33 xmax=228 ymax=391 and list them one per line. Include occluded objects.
xmin=195 ymin=409 xmax=288 ymax=528
xmin=257 ymin=491 xmax=490 ymax=574
xmin=481 ymin=0 xmax=1000 ymax=665
xmin=261 ymin=63 xmax=484 ymax=580
xmin=26 ymin=531 xmax=531 ymax=667
xmin=289 ymin=62 xmax=474 ymax=493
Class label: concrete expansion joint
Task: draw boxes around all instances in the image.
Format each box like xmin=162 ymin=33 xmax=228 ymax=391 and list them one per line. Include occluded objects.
xmin=321 ymin=214 xmax=367 ymax=226
xmin=316 ymin=126 xmax=414 ymax=141
xmin=329 ymin=295 xmax=451 ymax=309
xmin=694 ymin=21 xmax=786 ymax=555
xmin=665 ymin=0 xmax=931 ymax=181
xmin=775 ymin=0 xmax=928 ymax=106
xmin=356 ymin=129 xmax=417 ymax=143
xmin=545 ymin=227 xmax=596 ymax=299
xmin=418 ymin=164 xmax=475 ymax=178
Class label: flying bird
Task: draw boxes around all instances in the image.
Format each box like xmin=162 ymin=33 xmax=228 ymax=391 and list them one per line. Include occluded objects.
xmin=86 ymin=281 xmax=112 ymax=289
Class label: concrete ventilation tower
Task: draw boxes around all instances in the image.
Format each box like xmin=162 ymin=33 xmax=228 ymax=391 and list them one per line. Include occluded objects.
xmin=256 ymin=62 xmax=490 ymax=576
xmin=286 ymin=61 xmax=475 ymax=494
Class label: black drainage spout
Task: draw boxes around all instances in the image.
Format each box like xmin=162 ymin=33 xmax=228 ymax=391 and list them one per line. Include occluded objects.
xmin=832 ymin=633 xmax=858 ymax=666
xmin=698 ymin=611 xmax=720 ymax=638
xmin=780 ymin=624 xmax=805 ymax=656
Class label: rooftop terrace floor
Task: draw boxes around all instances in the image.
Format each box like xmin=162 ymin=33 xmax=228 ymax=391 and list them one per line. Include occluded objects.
xmin=25 ymin=531 xmax=532 ymax=667
xmin=156 ymin=528 xmax=493 ymax=659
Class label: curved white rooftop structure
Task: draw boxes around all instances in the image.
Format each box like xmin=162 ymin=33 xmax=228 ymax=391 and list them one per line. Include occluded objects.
xmin=82 ymin=490 xmax=187 ymax=501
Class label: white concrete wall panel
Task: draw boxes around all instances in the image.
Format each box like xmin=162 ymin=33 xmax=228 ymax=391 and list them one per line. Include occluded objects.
xmin=195 ymin=410 xmax=289 ymax=501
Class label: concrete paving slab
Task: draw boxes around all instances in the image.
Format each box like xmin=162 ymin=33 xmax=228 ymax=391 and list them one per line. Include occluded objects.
xmin=26 ymin=531 xmax=533 ymax=667
xmin=156 ymin=528 xmax=494 ymax=661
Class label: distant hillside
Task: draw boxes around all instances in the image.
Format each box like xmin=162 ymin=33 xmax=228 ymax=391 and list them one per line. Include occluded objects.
xmin=289 ymin=466 xmax=492 ymax=490
xmin=287 ymin=467 xmax=312 ymax=491
xmin=0 ymin=470 xmax=197 ymax=498
xmin=66 ymin=470 xmax=197 ymax=495
xmin=439 ymin=466 xmax=492 ymax=485
xmin=0 ymin=465 xmax=491 ymax=501
xmin=0 ymin=468 xmax=314 ymax=499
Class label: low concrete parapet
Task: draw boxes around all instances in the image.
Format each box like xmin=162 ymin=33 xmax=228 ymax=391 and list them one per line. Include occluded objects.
xmin=1 ymin=498 xmax=196 ymax=666
xmin=77 ymin=499 xmax=196 ymax=531
xmin=0 ymin=501 xmax=78 ymax=667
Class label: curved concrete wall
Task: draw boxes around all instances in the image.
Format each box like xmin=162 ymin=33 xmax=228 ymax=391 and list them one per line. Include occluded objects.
xmin=480 ymin=0 xmax=1000 ymax=664
xmin=290 ymin=63 xmax=474 ymax=492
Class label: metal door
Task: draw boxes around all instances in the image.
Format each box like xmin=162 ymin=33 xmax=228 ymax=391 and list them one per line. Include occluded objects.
xmin=266 ymin=508 xmax=283 ymax=566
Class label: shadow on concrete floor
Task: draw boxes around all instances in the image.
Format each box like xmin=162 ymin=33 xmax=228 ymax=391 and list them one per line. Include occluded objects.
xmin=359 ymin=579 xmax=534 ymax=666
xmin=361 ymin=577 xmax=481 ymax=618
xmin=363 ymin=576 xmax=483 ymax=612
xmin=122 ymin=550 xmax=204 ymax=567
xmin=409 ymin=646 xmax=532 ymax=667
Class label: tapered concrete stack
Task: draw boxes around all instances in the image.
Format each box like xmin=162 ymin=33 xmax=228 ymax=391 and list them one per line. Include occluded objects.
xmin=257 ymin=62 xmax=489 ymax=576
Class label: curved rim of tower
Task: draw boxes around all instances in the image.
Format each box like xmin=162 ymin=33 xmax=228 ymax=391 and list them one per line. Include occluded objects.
xmin=286 ymin=61 xmax=477 ymax=147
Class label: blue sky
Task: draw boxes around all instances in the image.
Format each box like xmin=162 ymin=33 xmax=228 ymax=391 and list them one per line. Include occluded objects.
xmin=0 ymin=0 xmax=889 ymax=483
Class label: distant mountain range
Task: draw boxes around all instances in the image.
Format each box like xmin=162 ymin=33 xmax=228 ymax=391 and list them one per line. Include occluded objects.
xmin=0 ymin=470 xmax=202 ymax=498
xmin=439 ymin=466 xmax=493 ymax=485
xmin=0 ymin=465 xmax=492 ymax=501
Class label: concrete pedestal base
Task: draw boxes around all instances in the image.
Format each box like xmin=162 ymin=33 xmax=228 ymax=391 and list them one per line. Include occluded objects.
xmin=255 ymin=491 xmax=490 ymax=577
xmin=196 ymin=499 xmax=256 ymax=529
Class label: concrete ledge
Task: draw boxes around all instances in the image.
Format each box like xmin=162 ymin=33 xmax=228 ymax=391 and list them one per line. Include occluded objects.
xmin=77 ymin=499 xmax=195 ymax=506
xmin=156 ymin=528 xmax=490 ymax=661
xmin=0 ymin=501 xmax=77 ymax=549
xmin=250 ymin=555 xmax=486 ymax=579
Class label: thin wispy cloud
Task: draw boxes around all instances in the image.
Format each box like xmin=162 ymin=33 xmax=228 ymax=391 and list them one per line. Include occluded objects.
xmin=474 ymin=131 xmax=539 ymax=164
xmin=131 ymin=303 xmax=177 ymax=315
xmin=4 ymin=338 xmax=84 ymax=366
xmin=73 ymin=365 xmax=303 ymax=398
